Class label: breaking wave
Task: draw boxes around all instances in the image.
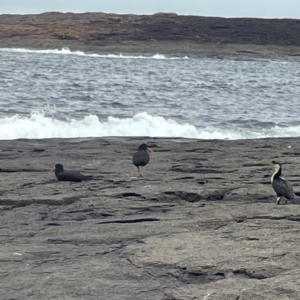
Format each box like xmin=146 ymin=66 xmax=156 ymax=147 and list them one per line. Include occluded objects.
xmin=0 ymin=111 xmax=299 ymax=140
xmin=0 ymin=47 xmax=188 ymax=60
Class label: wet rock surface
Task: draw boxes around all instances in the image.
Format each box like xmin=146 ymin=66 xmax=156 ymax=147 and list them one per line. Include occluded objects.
xmin=1 ymin=137 xmax=300 ymax=299
xmin=1 ymin=12 xmax=300 ymax=57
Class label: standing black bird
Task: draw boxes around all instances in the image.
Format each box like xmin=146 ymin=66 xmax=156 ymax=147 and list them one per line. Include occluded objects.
xmin=270 ymin=161 xmax=300 ymax=204
xmin=132 ymin=144 xmax=154 ymax=177
xmin=49 ymin=163 xmax=91 ymax=182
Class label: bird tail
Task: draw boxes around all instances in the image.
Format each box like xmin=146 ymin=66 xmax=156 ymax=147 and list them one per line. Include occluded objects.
xmin=291 ymin=198 xmax=300 ymax=205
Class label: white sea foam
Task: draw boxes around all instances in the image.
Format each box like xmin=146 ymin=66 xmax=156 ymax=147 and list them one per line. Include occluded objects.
xmin=0 ymin=112 xmax=198 ymax=140
xmin=0 ymin=111 xmax=299 ymax=141
xmin=0 ymin=47 xmax=188 ymax=60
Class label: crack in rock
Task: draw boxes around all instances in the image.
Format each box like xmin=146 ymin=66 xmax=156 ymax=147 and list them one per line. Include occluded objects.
xmin=0 ymin=196 xmax=80 ymax=208
xmin=97 ymin=218 xmax=160 ymax=224
xmin=233 ymin=266 xmax=286 ymax=279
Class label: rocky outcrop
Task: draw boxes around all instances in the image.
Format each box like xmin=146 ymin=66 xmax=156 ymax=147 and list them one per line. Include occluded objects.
xmin=1 ymin=136 xmax=300 ymax=299
xmin=1 ymin=12 xmax=300 ymax=56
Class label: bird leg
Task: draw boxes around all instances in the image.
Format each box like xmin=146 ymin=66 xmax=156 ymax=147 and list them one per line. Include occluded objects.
xmin=139 ymin=166 xmax=143 ymax=177
xmin=138 ymin=166 xmax=143 ymax=177
xmin=276 ymin=196 xmax=281 ymax=205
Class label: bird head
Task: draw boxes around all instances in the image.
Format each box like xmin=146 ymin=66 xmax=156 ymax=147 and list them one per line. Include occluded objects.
xmin=138 ymin=143 xmax=154 ymax=153
xmin=49 ymin=163 xmax=64 ymax=173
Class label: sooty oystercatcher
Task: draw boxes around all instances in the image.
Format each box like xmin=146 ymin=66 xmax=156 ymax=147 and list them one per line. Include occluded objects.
xmin=49 ymin=164 xmax=92 ymax=182
xmin=132 ymin=144 xmax=154 ymax=177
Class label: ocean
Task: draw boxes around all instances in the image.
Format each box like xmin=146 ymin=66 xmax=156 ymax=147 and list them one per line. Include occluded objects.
xmin=0 ymin=47 xmax=299 ymax=141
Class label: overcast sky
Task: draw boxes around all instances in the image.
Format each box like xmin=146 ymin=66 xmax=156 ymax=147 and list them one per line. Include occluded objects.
xmin=1 ymin=0 xmax=300 ymax=19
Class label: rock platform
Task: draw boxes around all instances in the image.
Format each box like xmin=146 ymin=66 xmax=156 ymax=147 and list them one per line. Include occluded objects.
xmin=1 ymin=137 xmax=300 ymax=299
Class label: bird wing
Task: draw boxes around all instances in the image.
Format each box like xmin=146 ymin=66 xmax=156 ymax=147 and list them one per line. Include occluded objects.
xmin=58 ymin=171 xmax=86 ymax=182
xmin=272 ymin=178 xmax=295 ymax=200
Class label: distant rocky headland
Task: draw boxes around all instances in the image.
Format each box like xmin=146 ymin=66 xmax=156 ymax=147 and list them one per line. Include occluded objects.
xmin=1 ymin=12 xmax=300 ymax=57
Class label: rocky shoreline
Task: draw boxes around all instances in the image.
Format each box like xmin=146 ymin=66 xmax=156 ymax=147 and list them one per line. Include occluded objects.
xmin=1 ymin=12 xmax=300 ymax=57
xmin=1 ymin=136 xmax=300 ymax=299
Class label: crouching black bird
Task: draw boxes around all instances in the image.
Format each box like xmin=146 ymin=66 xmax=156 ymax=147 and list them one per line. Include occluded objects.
xmin=132 ymin=144 xmax=154 ymax=177
xmin=49 ymin=163 xmax=92 ymax=182
xmin=270 ymin=160 xmax=300 ymax=204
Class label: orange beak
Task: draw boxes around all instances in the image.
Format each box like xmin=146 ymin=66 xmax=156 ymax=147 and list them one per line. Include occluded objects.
xmin=147 ymin=147 xmax=154 ymax=153
xmin=49 ymin=166 xmax=56 ymax=173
